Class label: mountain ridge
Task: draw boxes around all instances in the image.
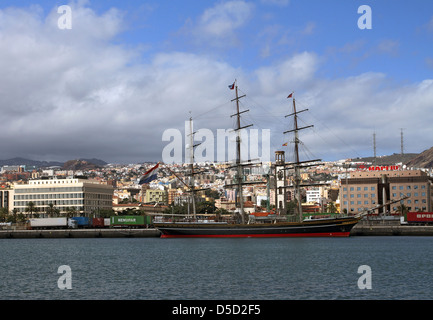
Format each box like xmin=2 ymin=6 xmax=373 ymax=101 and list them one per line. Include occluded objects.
xmin=0 ymin=157 xmax=107 ymax=168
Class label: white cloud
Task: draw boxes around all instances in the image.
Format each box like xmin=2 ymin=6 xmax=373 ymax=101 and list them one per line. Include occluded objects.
xmin=0 ymin=3 xmax=432 ymax=164
xmin=187 ymin=0 xmax=254 ymax=46
xmin=254 ymin=52 xmax=319 ymax=94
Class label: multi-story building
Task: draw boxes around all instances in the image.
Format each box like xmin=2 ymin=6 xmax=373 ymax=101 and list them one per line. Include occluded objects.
xmin=0 ymin=187 xmax=13 ymax=212
xmin=306 ymin=187 xmax=329 ymax=204
xmin=340 ymin=169 xmax=433 ymax=214
xmin=144 ymin=189 xmax=167 ymax=204
xmin=13 ymin=177 xmax=113 ymax=216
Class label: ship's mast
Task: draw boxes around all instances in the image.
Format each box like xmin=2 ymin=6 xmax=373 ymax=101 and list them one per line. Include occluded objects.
xmin=292 ymin=97 xmax=303 ymax=218
xmin=232 ymin=83 xmax=246 ymax=223
xmin=229 ymin=82 xmax=253 ymax=224
xmin=224 ymin=81 xmax=267 ymax=223
xmin=188 ymin=117 xmax=197 ymax=220
xmin=284 ymin=94 xmax=318 ymax=222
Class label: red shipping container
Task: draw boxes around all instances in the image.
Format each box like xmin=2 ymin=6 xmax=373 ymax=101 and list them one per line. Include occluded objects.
xmin=92 ymin=218 xmax=105 ymax=228
xmin=407 ymin=212 xmax=433 ymax=223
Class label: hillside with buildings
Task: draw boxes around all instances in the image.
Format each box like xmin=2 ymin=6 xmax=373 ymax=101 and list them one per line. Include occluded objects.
xmin=1 ymin=147 xmax=433 ymax=224
xmin=405 ymin=146 xmax=433 ymax=168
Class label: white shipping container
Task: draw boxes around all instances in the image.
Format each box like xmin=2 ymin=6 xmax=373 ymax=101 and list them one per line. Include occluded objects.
xmin=30 ymin=218 xmax=68 ymax=228
xmin=104 ymin=218 xmax=110 ymax=226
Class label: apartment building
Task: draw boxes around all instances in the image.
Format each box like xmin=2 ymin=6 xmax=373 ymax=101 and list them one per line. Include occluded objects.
xmin=144 ymin=189 xmax=167 ymax=204
xmin=13 ymin=177 xmax=113 ymax=216
xmin=340 ymin=169 xmax=433 ymax=214
xmin=0 ymin=187 xmax=13 ymax=212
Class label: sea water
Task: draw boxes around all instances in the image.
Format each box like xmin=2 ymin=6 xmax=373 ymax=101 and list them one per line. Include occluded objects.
xmin=0 ymin=236 xmax=432 ymax=300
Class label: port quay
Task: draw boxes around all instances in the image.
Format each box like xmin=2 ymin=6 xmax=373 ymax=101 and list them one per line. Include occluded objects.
xmin=0 ymin=227 xmax=161 ymax=239
xmin=3 ymin=223 xmax=433 ymax=238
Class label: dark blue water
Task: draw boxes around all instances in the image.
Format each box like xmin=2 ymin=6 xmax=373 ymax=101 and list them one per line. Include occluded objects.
xmin=0 ymin=237 xmax=432 ymax=300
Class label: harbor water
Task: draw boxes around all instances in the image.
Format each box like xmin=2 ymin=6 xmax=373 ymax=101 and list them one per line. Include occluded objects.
xmin=1 ymin=236 xmax=432 ymax=300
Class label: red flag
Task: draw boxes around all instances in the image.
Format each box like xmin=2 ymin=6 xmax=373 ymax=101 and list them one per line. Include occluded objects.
xmin=287 ymin=92 xmax=293 ymax=98
xmin=228 ymin=82 xmax=235 ymax=90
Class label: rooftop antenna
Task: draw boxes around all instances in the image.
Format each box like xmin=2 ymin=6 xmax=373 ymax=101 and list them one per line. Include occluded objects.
xmin=400 ymin=128 xmax=404 ymax=156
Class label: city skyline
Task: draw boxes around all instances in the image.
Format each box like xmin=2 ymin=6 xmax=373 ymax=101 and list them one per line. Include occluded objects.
xmin=1 ymin=1 xmax=432 ymax=164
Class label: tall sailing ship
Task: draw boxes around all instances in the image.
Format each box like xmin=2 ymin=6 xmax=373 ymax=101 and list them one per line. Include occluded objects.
xmin=155 ymin=82 xmax=362 ymax=238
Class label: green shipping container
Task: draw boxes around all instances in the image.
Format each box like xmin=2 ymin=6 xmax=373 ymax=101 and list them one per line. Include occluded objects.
xmin=111 ymin=215 xmax=145 ymax=226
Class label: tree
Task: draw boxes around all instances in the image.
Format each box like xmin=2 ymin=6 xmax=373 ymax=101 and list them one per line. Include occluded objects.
xmin=205 ymin=189 xmax=220 ymax=200
xmin=286 ymin=200 xmax=298 ymax=215
xmin=99 ymin=209 xmax=115 ymax=218
xmin=396 ymin=204 xmax=408 ymax=217
xmin=0 ymin=207 xmax=8 ymax=222
xmin=46 ymin=203 xmax=60 ymax=217
xmin=25 ymin=201 xmax=37 ymax=218
xmin=326 ymin=202 xmax=337 ymax=213
xmin=196 ymin=201 xmax=216 ymax=214
xmin=64 ymin=206 xmax=77 ymax=218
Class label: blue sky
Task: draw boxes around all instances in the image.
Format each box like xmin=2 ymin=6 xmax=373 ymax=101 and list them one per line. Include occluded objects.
xmin=0 ymin=0 xmax=432 ymax=164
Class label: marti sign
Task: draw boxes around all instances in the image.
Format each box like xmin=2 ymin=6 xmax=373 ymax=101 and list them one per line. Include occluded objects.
xmin=357 ymin=165 xmax=401 ymax=171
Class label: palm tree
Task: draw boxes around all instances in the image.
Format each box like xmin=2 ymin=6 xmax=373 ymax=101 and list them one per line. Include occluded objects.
xmin=0 ymin=207 xmax=8 ymax=222
xmin=46 ymin=203 xmax=57 ymax=217
xmin=25 ymin=201 xmax=37 ymax=218
xmin=396 ymin=204 xmax=408 ymax=218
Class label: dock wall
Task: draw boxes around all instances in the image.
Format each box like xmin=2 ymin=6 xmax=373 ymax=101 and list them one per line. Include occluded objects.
xmin=2 ymin=225 xmax=433 ymax=238
xmin=0 ymin=228 xmax=161 ymax=239
xmin=350 ymin=224 xmax=433 ymax=236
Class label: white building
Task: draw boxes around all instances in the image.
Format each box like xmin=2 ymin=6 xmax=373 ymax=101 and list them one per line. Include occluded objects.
xmin=306 ymin=187 xmax=328 ymax=204
xmin=13 ymin=178 xmax=113 ymax=216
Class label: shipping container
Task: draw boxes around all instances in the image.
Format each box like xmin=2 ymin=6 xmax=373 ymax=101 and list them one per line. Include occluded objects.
xmin=111 ymin=215 xmax=146 ymax=227
xmin=104 ymin=218 xmax=111 ymax=227
xmin=29 ymin=218 xmax=76 ymax=229
xmin=92 ymin=218 xmax=105 ymax=228
xmin=71 ymin=217 xmax=91 ymax=228
xmin=145 ymin=215 xmax=152 ymax=225
xmin=407 ymin=212 xmax=433 ymax=224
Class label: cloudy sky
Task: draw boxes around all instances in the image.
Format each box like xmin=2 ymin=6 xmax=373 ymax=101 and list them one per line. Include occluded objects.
xmin=1 ymin=0 xmax=432 ymax=164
